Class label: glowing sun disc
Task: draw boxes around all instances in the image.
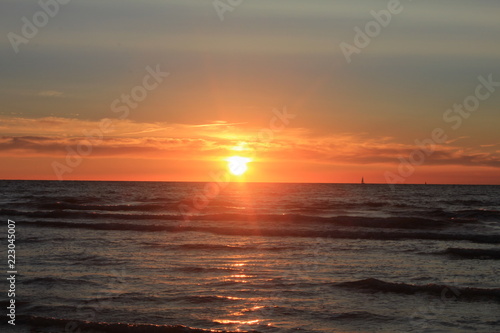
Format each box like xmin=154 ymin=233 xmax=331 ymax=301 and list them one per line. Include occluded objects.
xmin=226 ymin=156 xmax=251 ymax=176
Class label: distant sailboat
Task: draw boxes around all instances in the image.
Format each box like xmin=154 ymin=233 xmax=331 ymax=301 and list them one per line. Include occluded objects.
xmin=361 ymin=177 xmax=365 ymax=185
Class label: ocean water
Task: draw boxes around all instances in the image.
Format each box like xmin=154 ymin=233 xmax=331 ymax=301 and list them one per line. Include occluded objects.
xmin=1 ymin=180 xmax=500 ymax=333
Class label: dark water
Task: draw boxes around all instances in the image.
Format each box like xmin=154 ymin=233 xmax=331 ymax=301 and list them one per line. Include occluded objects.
xmin=1 ymin=180 xmax=499 ymax=332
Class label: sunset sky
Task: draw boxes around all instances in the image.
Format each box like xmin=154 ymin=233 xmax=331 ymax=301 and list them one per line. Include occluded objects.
xmin=1 ymin=0 xmax=499 ymax=184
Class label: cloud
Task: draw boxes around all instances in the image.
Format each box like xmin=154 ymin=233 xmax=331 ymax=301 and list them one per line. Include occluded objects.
xmin=0 ymin=135 xmax=224 ymax=159
xmin=37 ymin=90 xmax=63 ymax=98
xmin=191 ymin=121 xmax=248 ymax=128
xmin=0 ymin=117 xmax=499 ymax=169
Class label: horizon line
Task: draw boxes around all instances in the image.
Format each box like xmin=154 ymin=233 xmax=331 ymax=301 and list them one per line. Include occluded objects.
xmin=0 ymin=179 xmax=498 ymax=186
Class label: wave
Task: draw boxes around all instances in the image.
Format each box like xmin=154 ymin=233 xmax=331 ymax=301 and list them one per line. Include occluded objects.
xmin=176 ymin=266 xmax=239 ymax=273
xmin=196 ymin=214 xmax=464 ymax=229
xmin=3 ymin=207 xmax=479 ymax=228
xmin=437 ymin=199 xmax=492 ymax=206
xmin=22 ymin=277 xmax=101 ymax=287
xmin=177 ymin=295 xmax=241 ymax=304
xmin=15 ymin=236 xmax=44 ymax=244
xmin=23 ymin=220 xmax=500 ymax=244
xmin=454 ymin=209 xmax=500 ymax=222
xmin=67 ymin=255 xmax=128 ymax=266
xmin=65 ymin=293 xmax=242 ymax=304
xmin=142 ymin=242 xmax=296 ymax=252
xmin=328 ymin=311 xmax=393 ymax=321
xmin=0 ymin=208 xmax=180 ymax=221
xmin=334 ymin=278 xmax=500 ymax=302
xmin=226 ymin=302 xmax=395 ymax=323
xmin=0 ymin=299 xmax=31 ymax=308
xmin=443 ymin=247 xmax=500 ymax=260
xmin=9 ymin=208 xmax=477 ymax=229
xmin=16 ymin=316 xmax=259 ymax=333
xmin=177 ymin=243 xmax=281 ymax=251
xmin=37 ymin=202 xmax=176 ymax=212
xmin=27 ymin=195 xmax=105 ymax=205
xmin=287 ymin=201 xmax=391 ymax=213
xmin=174 ymin=244 xmax=250 ymax=251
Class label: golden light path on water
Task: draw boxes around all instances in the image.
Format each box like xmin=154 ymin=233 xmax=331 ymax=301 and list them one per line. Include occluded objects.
xmin=212 ymin=260 xmax=272 ymax=330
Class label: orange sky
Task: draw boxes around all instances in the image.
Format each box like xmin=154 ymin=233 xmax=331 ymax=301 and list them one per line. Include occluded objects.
xmin=1 ymin=115 xmax=499 ymax=184
xmin=1 ymin=1 xmax=499 ymax=184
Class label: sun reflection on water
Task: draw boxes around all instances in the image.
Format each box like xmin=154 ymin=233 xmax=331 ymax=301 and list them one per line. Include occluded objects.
xmin=212 ymin=260 xmax=272 ymax=330
xmin=213 ymin=319 xmax=260 ymax=325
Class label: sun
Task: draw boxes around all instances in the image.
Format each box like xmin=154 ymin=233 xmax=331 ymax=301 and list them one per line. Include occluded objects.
xmin=226 ymin=156 xmax=252 ymax=176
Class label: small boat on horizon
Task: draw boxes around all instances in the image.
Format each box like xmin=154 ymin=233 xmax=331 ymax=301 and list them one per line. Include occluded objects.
xmin=361 ymin=177 xmax=365 ymax=185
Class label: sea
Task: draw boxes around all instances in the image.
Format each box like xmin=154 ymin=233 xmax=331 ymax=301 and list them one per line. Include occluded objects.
xmin=1 ymin=180 xmax=499 ymax=333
